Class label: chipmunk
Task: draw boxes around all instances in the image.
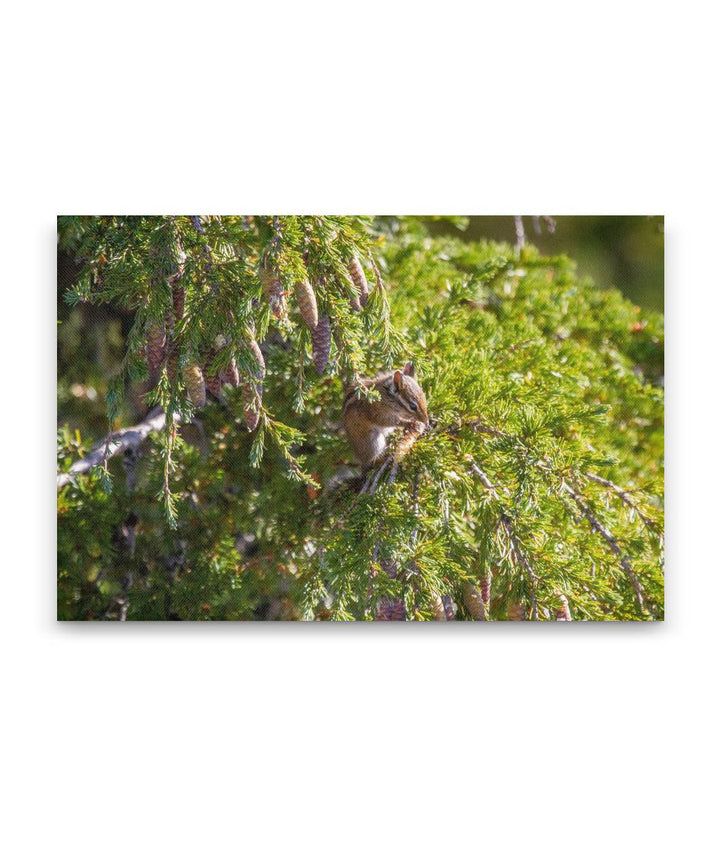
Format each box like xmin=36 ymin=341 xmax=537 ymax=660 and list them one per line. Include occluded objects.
xmin=342 ymin=362 xmax=429 ymax=468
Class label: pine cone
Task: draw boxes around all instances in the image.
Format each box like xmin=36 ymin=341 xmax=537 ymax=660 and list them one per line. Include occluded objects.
xmin=462 ymin=582 xmax=486 ymax=620
xmin=378 ymin=558 xmax=398 ymax=578
xmin=430 ymin=592 xmax=448 ymax=621
xmin=311 ymin=315 xmax=331 ymax=373
xmin=247 ymin=337 xmax=266 ymax=380
xmin=294 ymin=280 xmax=319 ymax=329
xmin=182 ymin=363 xmax=206 ymax=407
xmin=259 ymin=265 xmax=285 ymax=318
xmin=145 ymin=323 xmax=166 ymax=373
xmin=171 ymin=281 xmax=185 ymax=323
xmin=376 ymin=598 xmax=406 ymax=621
xmin=242 ymin=382 xmax=261 ymax=431
xmin=205 ymin=372 xmax=223 ymax=399
xmin=507 ymin=601 xmax=526 ymax=621
xmin=554 ymin=594 xmax=572 ymax=621
xmin=348 ymin=256 xmax=369 ymax=307
xmin=202 ymin=352 xmax=223 ymax=399
xmin=480 ymin=572 xmax=492 ymax=606
xmin=442 ymin=595 xmax=457 ymax=620
xmin=221 ymin=356 xmax=240 ymax=388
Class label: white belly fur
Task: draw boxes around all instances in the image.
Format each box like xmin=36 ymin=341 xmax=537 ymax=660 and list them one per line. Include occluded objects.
xmin=370 ymin=426 xmax=396 ymax=461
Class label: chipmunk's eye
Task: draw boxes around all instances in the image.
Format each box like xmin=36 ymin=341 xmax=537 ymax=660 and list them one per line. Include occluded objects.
xmin=408 ymin=401 xmax=418 ymax=411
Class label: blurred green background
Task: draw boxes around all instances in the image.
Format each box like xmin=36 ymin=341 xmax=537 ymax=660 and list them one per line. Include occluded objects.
xmin=429 ymin=215 xmax=664 ymax=312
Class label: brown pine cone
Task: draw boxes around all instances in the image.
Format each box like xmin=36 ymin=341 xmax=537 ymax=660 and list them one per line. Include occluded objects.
xmin=378 ymin=558 xmax=399 ymax=578
xmin=462 ymin=582 xmax=486 ymax=620
xmin=442 ymin=595 xmax=457 ymax=620
xmin=182 ymin=363 xmax=206 ymax=407
xmin=259 ymin=264 xmax=285 ymax=318
xmin=205 ymin=372 xmax=223 ymax=399
xmin=348 ymin=256 xmax=369 ymax=307
xmin=247 ymin=337 xmax=266 ymax=380
xmin=311 ymin=315 xmax=331 ymax=373
xmin=376 ymin=598 xmax=406 ymax=621
xmin=554 ymin=594 xmax=572 ymax=621
xmin=507 ymin=601 xmax=526 ymax=621
xmin=145 ymin=323 xmax=167 ymax=373
xmin=171 ymin=281 xmax=185 ymax=323
xmin=429 ymin=592 xmax=448 ymax=621
xmin=202 ymin=352 xmax=222 ymax=399
xmin=294 ymin=280 xmax=319 ymax=329
xmin=221 ymin=356 xmax=240 ymax=388
xmin=480 ymin=572 xmax=492 ymax=606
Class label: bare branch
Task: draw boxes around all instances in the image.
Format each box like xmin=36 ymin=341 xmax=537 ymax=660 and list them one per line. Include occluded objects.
xmin=468 ymin=461 xmax=499 ymax=496
xmin=462 ymin=418 xmax=658 ymax=617
xmin=466 ymin=459 xmax=537 ymax=618
xmin=563 ymin=481 xmax=648 ymax=614
xmin=368 ymin=456 xmax=393 ymax=496
xmin=585 ymin=472 xmax=656 ymax=530
xmin=57 ymin=406 xmax=177 ymax=489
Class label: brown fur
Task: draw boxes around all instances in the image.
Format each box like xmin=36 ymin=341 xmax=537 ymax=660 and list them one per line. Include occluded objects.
xmin=342 ymin=362 xmax=428 ymax=467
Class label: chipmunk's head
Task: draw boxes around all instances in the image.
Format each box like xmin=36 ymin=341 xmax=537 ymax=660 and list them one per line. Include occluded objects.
xmin=384 ymin=362 xmax=429 ymax=426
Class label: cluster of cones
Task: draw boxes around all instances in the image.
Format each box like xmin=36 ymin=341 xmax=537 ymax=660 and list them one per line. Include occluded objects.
xmin=146 ymin=254 xmax=374 ymax=430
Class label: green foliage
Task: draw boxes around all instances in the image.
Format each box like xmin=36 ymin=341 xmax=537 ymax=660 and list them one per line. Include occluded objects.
xmin=57 ymin=216 xmax=663 ymax=620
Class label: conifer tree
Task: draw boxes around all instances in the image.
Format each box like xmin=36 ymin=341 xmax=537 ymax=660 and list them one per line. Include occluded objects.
xmin=57 ymin=216 xmax=663 ymax=620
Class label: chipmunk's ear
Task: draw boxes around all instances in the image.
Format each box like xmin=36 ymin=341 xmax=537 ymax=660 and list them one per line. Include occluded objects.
xmin=403 ymin=361 xmax=415 ymax=377
xmin=393 ymin=370 xmax=404 ymax=389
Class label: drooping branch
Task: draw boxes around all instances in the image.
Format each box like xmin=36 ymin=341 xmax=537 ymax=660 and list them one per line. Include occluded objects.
xmin=499 ymin=514 xmax=540 ymax=620
xmin=190 ymin=215 xmax=214 ymax=274
xmin=467 ymin=458 xmax=539 ymax=619
xmin=462 ymin=419 xmax=657 ymax=617
xmin=468 ymin=461 xmax=500 ymax=495
xmin=57 ymin=406 xmax=177 ymax=489
xmin=563 ymin=481 xmax=648 ymax=614
xmin=585 ymin=472 xmax=657 ymax=531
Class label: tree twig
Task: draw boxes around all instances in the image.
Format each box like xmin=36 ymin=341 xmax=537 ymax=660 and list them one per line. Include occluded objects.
xmin=57 ymin=406 xmax=178 ymax=489
xmin=468 ymin=461 xmax=499 ymax=495
xmin=190 ymin=215 xmax=214 ymax=276
xmin=368 ymin=456 xmax=393 ymax=496
xmin=563 ymin=481 xmax=648 ymax=614
xmin=585 ymin=472 xmax=656 ymax=531
xmin=499 ymin=514 xmax=540 ymax=620
xmin=467 ymin=458 xmax=539 ymax=619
